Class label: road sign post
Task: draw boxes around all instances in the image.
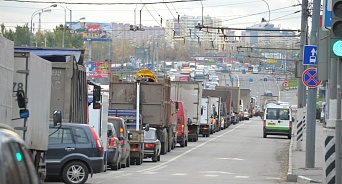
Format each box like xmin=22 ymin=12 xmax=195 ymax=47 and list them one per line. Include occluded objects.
xmin=303 ymin=45 xmax=318 ymax=65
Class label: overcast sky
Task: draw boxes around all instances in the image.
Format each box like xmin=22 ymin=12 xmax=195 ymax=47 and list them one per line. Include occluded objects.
xmin=0 ymin=0 xmax=302 ymax=34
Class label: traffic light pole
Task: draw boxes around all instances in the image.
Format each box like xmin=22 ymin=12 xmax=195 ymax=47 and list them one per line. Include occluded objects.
xmin=306 ymin=0 xmax=320 ymax=168
xmin=337 ymin=59 xmax=342 ymax=183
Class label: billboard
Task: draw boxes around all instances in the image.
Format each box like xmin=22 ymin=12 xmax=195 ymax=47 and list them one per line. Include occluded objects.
xmin=68 ymin=22 xmax=113 ymax=41
xmin=86 ymin=61 xmax=109 ymax=78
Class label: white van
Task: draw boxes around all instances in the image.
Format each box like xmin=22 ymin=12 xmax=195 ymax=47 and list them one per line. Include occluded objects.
xmin=263 ymin=102 xmax=293 ymax=139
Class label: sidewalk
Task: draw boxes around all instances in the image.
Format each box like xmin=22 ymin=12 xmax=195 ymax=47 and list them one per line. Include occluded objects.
xmin=286 ymin=121 xmax=324 ymax=183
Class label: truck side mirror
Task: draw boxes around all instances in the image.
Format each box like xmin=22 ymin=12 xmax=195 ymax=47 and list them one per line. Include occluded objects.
xmin=16 ymin=90 xmax=26 ymax=109
xmin=292 ymin=117 xmax=295 ymax=122
xmin=201 ymin=106 xmax=203 ymax=115
xmin=175 ymin=101 xmax=179 ymax=110
xmin=187 ymin=118 xmax=192 ymax=125
xmin=53 ymin=110 xmax=62 ymax=127
xmin=93 ymin=85 xmax=101 ymax=102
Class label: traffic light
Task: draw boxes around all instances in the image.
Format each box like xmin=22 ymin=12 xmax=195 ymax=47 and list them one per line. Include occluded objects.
xmin=331 ymin=0 xmax=342 ymax=57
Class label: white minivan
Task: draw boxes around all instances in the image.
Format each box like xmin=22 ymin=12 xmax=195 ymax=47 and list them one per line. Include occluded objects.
xmin=263 ymin=102 xmax=293 ymax=139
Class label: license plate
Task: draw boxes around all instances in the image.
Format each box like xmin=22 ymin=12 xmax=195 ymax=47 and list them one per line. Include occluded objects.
xmin=268 ymin=122 xmax=276 ymax=126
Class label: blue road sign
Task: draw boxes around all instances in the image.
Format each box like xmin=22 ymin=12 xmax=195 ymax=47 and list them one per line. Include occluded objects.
xmin=302 ymin=68 xmax=322 ymax=88
xmin=323 ymin=0 xmax=332 ymax=29
xmin=249 ymin=78 xmax=253 ymax=83
xmin=303 ymin=45 xmax=317 ymax=65
xmin=263 ymin=77 xmax=268 ymax=82
xmin=277 ymin=77 xmax=281 ymax=81
xmin=230 ymin=77 xmax=234 ymax=82
xmin=225 ymin=84 xmax=230 ymax=86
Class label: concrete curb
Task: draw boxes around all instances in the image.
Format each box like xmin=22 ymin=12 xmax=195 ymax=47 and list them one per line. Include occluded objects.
xmin=287 ymin=131 xmax=298 ymax=182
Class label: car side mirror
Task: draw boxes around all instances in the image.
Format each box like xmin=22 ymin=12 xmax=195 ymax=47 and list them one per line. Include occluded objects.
xmin=144 ymin=124 xmax=150 ymax=131
xmin=53 ymin=110 xmax=62 ymax=127
xmin=128 ymin=133 xmax=133 ymax=140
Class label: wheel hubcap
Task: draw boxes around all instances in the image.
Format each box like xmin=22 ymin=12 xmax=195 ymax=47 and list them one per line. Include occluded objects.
xmin=67 ymin=165 xmax=85 ymax=183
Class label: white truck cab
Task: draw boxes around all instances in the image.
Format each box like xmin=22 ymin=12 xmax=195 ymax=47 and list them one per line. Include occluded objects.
xmin=263 ymin=102 xmax=293 ymax=139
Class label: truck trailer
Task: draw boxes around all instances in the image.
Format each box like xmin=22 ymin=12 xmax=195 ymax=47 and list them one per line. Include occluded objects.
xmin=0 ymin=37 xmax=53 ymax=180
xmin=170 ymin=81 xmax=203 ymax=142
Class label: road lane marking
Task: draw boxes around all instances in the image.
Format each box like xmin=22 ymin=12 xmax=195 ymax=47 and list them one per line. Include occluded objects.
xmin=137 ymin=124 xmax=245 ymax=173
xmin=172 ymin=173 xmax=188 ymax=176
xmin=216 ymin=158 xmax=244 ymax=161
xmin=201 ymin=171 xmax=234 ymax=175
xmin=235 ymin=176 xmax=250 ymax=178
xmin=204 ymin=175 xmax=219 ymax=177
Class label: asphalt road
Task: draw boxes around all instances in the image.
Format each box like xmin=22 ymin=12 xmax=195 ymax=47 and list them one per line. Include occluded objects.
xmin=46 ymin=71 xmax=297 ymax=184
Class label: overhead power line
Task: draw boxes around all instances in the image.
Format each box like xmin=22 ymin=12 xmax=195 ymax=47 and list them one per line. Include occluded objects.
xmin=4 ymin=0 xmax=203 ymax=5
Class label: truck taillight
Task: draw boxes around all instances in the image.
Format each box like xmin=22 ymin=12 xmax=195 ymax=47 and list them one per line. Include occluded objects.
xmin=120 ymin=139 xmax=124 ymax=145
xmin=145 ymin=143 xmax=155 ymax=149
xmin=263 ymin=120 xmax=266 ymax=127
xmin=108 ymin=137 xmax=118 ymax=148
xmin=89 ymin=127 xmax=103 ymax=151
xmin=289 ymin=121 xmax=292 ymax=128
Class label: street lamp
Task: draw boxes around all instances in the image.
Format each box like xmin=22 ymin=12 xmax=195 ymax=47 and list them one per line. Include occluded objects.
xmin=261 ymin=0 xmax=271 ymax=24
xmin=30 ymin=4 xmax=57 ymax=46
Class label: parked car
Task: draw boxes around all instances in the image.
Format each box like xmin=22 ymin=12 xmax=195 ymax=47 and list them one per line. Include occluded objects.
xmin=107 ymin=123 xmax=122 ymax=170
xmin=230 ymin=113 xmax=238 ymax=125
xmin=143 ymin=128 xmax=161 ymax=162
xmin=108 ymin=116 xmax=132 ymax=168
xmin=0 ymin=123 xmax=39 ymax=184
xmin=243 ymin=110 xmax=250 ymax=120
xmin=46 ymin=123 xmax=104 ymax=184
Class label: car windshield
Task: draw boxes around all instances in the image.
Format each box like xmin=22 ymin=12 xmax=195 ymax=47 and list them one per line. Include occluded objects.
xmin=144 ymin=130 xmax=156 ymax=140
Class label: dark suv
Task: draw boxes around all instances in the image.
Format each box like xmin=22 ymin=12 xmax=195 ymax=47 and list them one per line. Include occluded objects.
xmin=46 ymin=123 xmax=104 ymax=184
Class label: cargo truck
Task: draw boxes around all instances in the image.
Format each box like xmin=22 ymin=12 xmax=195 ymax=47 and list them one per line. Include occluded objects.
xmin=240 ymin=88 xmax=252 ymax=118
xmin=259 ymin=95 xmax=279 ymax=117
xmin=109 ymin=70 xmax=173 ymax=157
xmin=170 ymin=81 xmax=203 ymax=142
xmin=210 ymin=96 xmax=221 ymax=133
xmin=202 ymin=89 xmax=232 ymax=129
xmin=14 ymin=46 xmax=94 ymax=124
xmin=200 ymin=96 xmax=216 ymax=136
xmin=0 ymin=37 xmax=53 ymax=181
xmin=173 ymin=100 xmax=188 ymax=147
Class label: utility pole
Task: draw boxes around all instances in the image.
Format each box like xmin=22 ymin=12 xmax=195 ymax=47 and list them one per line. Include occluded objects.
xmin=306 ymin=0 xmax=320 ymax=168
xmin=297 ymin=0 xmax=308 ymax=108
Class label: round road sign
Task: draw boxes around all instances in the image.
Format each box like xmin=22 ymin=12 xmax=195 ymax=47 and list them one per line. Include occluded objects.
xmin=302 ymin=68 xmax=321 ymax=88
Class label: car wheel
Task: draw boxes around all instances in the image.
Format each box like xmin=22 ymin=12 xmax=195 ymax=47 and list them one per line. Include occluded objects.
xmin=157 ymin=154 xmax=160 ymax=161
xmin=180 ymin=140 xmax=185 ymax=147
xmin=152 ymin=154 xmax=158 ymax=162
xmin=126 ymin=156 xmax=130 ymax=167
xmin=62 ymin=161 xmax=89 ymax=184
xmin=121 ymin=160 xmax=126 ymax=168
xmin=185 ymin=140 xmax=188 ymax=147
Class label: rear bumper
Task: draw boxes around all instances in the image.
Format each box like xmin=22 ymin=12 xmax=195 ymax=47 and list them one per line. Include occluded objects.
xmin=88 ymin=157 xmax=105 ymax=173
xmin=264 ymin=127 xmax=292 ymax=136
xmin=144 ymin=149 xmax=157 ymax=157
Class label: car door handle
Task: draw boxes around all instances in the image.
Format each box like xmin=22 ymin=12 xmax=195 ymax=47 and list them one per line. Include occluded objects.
xmin=65 ymin=147 xmax=75 ymax=151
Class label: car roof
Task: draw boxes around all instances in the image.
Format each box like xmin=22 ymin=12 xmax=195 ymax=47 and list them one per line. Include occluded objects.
xmin=48 ymin=122 xmax=91 ymax=128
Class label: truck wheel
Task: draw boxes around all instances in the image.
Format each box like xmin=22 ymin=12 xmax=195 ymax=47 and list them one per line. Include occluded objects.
xmin=62 ymin=161 xmax=89 ymax=184
xmin=168 ymin=142 xmax=172 ymax=152
xmin=263 ymin=134 xmax=267 ymax=138
xmin=136 ymin=157 xmax=142 ymax=165
xmin=130 ymin=157 xmax=135 ymax=165
xmin=185 ymin=140 xmax=188 ymax=147
xmin=126 ymin=156 xmax=130 ymax=167
xmin=288 ymin=134 xmax=292 ymax=139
